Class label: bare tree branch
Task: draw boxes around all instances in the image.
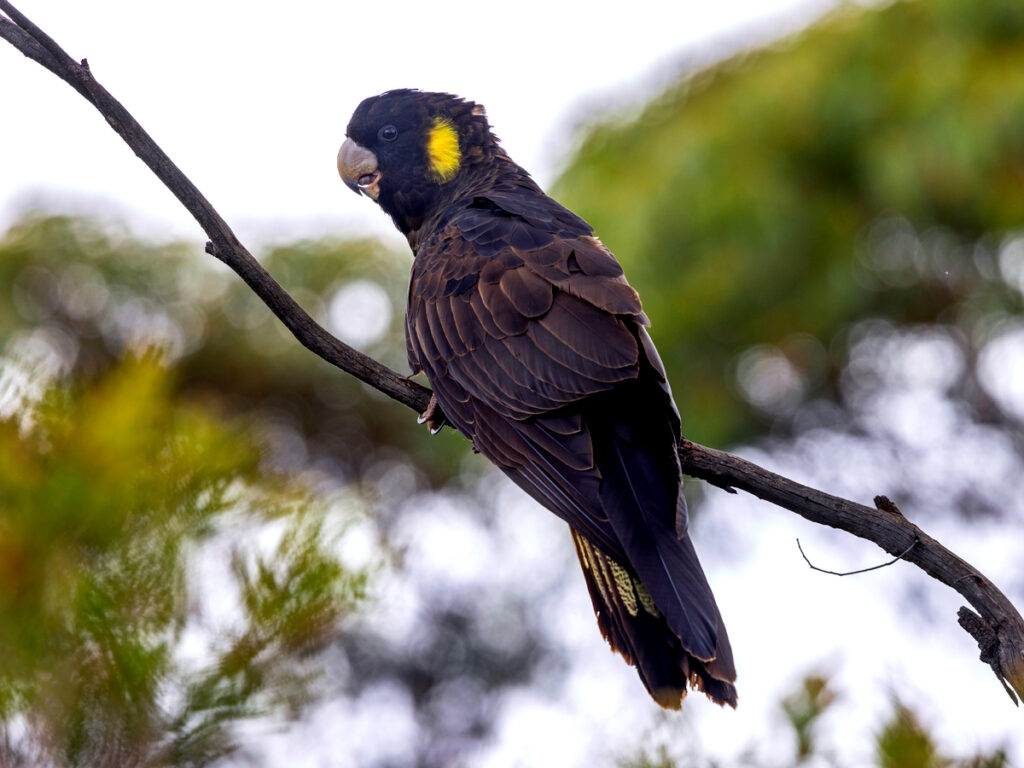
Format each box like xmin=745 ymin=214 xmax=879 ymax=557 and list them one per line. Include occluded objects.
xmin=2 ymin=0 xmax=1022 ymax=705
xmin=0 ymin=2 xmax=431 ymax=417
xmin=680 ymin=441 xmax=1024 ymax=703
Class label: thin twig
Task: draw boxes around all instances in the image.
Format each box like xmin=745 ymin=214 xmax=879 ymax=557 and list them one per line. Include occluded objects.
xmin=2 ymin=0 xmax=1023 ymax=705
xmin=796 ymin=537 xmax=917 ymax=576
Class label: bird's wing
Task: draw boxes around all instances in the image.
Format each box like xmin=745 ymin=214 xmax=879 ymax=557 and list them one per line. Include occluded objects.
xmin=408 ymin=206 xmax=648 ymax=550
xmin=407 ymin=203 xmax=648 ymax=422
xmin=408 ymin=198 xmax=692 ymax=576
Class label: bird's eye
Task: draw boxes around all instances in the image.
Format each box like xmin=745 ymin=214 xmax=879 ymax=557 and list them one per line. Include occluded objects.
xmin=378 ymin=125 xmax=399 ymax=142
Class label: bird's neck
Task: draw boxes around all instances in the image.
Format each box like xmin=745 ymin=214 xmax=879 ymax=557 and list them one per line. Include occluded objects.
xmin=403 ymin=152 xmax=541 ymax=250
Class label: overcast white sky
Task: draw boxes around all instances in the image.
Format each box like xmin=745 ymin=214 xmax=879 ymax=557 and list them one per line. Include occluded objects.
xmin=5 ymin=1 xmax=1022 ymax=765
xmin=2 ymin=0 xmax=836 ymax=246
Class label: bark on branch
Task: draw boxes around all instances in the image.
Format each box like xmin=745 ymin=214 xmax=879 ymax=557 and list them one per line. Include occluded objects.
xmin=3 ymin=0 xmax=1022 ymax=705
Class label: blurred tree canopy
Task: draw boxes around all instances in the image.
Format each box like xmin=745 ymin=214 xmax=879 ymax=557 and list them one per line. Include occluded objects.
xmin=0 ymin=215 xmax=466 ymax=486
xmin=555 ymin=0 xmax=1024 ymax=446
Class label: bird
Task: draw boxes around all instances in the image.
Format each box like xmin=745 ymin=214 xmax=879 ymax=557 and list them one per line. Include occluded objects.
xmin=337 ymin=89 xmax=737 ymax=708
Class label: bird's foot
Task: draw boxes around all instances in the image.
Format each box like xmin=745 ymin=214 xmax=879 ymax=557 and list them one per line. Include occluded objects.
xmin=416 ymin=394 xmax=445 ymax=435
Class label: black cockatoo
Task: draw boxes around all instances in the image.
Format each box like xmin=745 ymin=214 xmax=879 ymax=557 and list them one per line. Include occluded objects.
xmin=338 ymin=90 xmax=736 ymax=708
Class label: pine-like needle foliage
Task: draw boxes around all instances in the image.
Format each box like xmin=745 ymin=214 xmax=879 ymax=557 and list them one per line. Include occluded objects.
xmin=0 ymin=358 xmax=366 ymax=767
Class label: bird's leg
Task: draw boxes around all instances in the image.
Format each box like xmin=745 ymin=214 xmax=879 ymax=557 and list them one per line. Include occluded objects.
xmin=416 ymin=393 xmax=446 ymax=435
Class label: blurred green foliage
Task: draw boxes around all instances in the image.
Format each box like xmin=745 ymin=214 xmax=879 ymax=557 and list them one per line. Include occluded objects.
xmin=780 ymin=674 xmax=835 ymax=762
xmin=621 ymin=675 xmax=1007 ymax=768
xmin=0 ymin=212 xmax=504 ymax=767
xmin=555 ymin=0 xmax=1024 ymax=445
xmin=875 ymin=703 xmax=947 ymax=768
xmin=0 ymin=214 xmax=466 ymax=485
xmin=0 ymin=357 xmax=366 ymax=766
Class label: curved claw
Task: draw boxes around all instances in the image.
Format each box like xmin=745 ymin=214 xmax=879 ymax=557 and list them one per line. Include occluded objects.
xmin=417 ymin=393 xmax=446 ymax=434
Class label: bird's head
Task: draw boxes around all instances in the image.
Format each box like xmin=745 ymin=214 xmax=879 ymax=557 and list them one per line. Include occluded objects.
xmin=338 ymin=89 xmax=496 ymax=234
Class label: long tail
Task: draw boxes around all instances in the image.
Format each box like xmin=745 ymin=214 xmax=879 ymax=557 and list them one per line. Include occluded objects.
xmin=570 ymin=528 xmax=737 ymax=708
xmin=581 ymin=395 xmax=737 ymax=707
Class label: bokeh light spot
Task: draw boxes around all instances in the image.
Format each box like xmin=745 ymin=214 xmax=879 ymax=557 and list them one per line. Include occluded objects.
xmin=328 ymin=280 xmax=392 ymax=349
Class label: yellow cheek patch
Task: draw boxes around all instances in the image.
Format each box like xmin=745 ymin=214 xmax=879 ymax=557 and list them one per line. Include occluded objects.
xmin=427 ymin=117 xmax=461 ymax=182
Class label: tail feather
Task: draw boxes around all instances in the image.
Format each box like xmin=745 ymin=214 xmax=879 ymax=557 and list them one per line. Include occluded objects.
xmin=571 ymin=529 xmax=737 ymax=708
xmin=594 ymin=423 xmax=726 ymax=662
xmin=478 ymin=371 xmax=738 ymax=709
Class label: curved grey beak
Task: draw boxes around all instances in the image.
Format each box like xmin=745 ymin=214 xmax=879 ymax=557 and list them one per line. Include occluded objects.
xmin=337 ymin=139 xmax=381 ymax=200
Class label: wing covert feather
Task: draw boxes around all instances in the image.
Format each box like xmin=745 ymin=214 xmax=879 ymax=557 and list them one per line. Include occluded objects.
xmin=409 ymin=210 xmax=647 ymax=428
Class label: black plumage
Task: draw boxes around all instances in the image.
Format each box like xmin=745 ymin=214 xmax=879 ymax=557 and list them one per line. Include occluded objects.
xmin=339 ymin=89 xmax=737 ymax=708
